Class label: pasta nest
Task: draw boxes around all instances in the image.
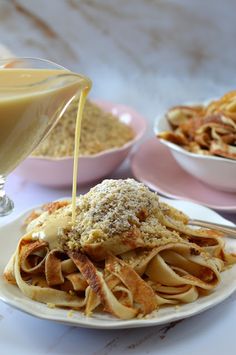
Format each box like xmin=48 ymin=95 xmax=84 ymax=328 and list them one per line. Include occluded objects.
xmin=4 ymin=179 xmax=236 ymax=319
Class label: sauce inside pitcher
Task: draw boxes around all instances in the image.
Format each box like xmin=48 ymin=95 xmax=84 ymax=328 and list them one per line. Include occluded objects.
xmin=0 ymin=66 xmax=92 ymax=220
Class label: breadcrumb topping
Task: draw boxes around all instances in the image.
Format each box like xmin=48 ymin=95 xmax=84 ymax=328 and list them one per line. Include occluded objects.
xmin=65 ymin=179 xmax=182 ymax=251
xmin=32 ymin=99 xmax=134 ymax=157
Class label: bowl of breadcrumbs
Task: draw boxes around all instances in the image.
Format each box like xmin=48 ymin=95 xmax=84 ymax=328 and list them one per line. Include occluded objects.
xmin=14 ymin=99 xmax=147 ymax=186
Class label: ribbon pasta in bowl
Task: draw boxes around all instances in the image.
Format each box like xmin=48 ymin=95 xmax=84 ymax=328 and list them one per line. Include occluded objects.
xmin=2 ymin=179 xmax=236 ymax=328
xmin=155 ymin=91 xmax=236 ymax=192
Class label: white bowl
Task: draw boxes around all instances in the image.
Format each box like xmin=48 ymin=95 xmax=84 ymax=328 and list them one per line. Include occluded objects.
xmin=154 ymin=102 xmax=236 ymax=192
xmin=14 ymin=100 xmax=147 ymax=187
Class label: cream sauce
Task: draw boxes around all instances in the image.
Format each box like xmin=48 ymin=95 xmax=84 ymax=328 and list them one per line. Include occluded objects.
xmin=71 ymin=88 xmax=90 ymax=224
xmin=0 ymin=67 xmax=91 ymax=231
xmin=32 ymin=213 xmax=72 ymax=250
xmin=0 ymin=69 xmax=91 ymax=176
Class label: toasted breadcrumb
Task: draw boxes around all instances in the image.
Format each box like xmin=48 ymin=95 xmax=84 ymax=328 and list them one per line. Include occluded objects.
xmin=64 ymin=179 xmax=182 ymax=251
xmin=32 ymin=99 xmax=134 ymax=157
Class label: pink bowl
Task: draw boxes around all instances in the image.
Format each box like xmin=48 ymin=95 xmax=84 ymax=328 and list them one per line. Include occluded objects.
xmin=14 ymin=100 xmax=147 ymax=187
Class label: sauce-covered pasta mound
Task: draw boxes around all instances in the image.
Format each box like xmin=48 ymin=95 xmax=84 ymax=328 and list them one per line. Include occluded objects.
xmin=4 ymin=179 xmax=236 ymax=319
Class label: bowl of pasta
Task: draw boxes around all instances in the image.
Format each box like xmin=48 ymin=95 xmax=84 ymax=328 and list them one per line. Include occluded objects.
xmin=14 ymin=99 xmax=147 ymax=187
xmin=155 ymin=91 xmax=236 ymax=192
xmin=1 ymin=179 xmax=236 ymax=328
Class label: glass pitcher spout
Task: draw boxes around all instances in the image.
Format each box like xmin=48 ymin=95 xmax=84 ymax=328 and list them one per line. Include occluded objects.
xmin=0 ymin=57 xmax=91 ymax=93
xmin=0 ymin=57 xmax=92 ymax=216
xmin=0 ymin=58 xmax=91 ymax=95
xmin=0 ymin=57 xmax=92 ymax=176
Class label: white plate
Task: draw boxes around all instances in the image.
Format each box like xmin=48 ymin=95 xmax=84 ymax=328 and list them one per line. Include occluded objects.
xmin=0 ymin=200 xmax=236 ymax=329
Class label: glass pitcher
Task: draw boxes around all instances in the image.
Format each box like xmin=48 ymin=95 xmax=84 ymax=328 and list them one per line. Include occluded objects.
xmin=0 ymin=57 xmax=92 ymax=216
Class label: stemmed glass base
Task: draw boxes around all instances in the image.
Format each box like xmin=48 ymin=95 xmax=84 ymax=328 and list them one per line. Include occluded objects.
xmin=0 ymin=176 xmax=14 ymax=216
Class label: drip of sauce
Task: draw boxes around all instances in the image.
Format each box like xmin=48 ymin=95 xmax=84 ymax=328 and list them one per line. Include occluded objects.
xmin=0 ymin=68 xmax=91 ymax=249
xmin=71 ymin=87 xmax=90 ymax=224
xmin=0 ymin=69 xmax=91 ymax=178
xmin=32 ymin=214 xmax=71 ymax=250
xmin=0 ymin=67 xmax=91 ymax=227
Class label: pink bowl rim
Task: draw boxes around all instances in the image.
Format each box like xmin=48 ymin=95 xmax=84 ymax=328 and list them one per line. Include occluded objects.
xmin=29 ymin=100 xmax=147 ymax=162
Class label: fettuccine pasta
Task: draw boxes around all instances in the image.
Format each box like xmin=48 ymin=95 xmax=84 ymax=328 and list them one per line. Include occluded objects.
xmin=157 ymin=90 xmax=236 ymax=160
xmin=4 ymin=179 xmax=236 ymax=319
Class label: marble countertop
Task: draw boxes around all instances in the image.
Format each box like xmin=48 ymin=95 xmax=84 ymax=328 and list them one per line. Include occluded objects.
xmin=0 ymin=0 xmax=236 ymax=354
xmin=1 ymin=291 xmax=236 ymax=355
xmin=1 ymin=0 xmax=236 ymax=126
